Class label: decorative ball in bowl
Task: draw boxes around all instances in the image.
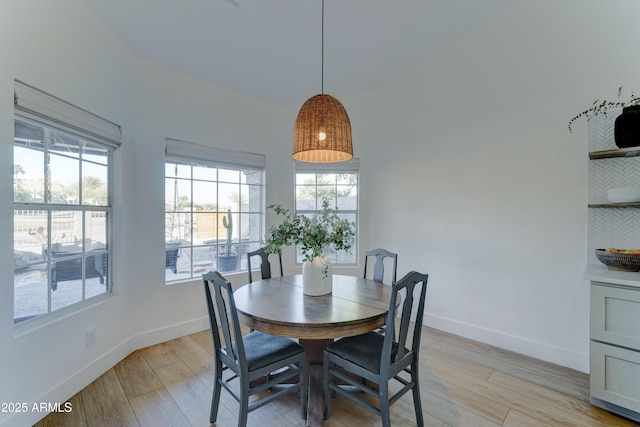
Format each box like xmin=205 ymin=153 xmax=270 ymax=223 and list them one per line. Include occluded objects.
xmin=595 ymin=248 xmax=640 ymax=272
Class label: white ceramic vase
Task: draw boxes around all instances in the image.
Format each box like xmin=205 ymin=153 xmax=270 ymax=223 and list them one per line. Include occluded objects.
xmin=302 ymin=256 xmax=333 ymax=296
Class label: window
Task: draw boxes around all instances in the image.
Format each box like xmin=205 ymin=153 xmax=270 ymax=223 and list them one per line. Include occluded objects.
xmin=294 ymin=159 xmax=359 ymax=264
xmin=13 ymin=80 xmax=121 ymax=323
xmin=164 ymin=139 xmax=265 ymax=282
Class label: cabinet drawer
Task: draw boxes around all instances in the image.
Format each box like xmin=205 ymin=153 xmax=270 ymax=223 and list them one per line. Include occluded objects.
xmin=590 ymin=341 xmax=640 ymax=413
xmin=591 ymin=283 xmax=640 ymax=350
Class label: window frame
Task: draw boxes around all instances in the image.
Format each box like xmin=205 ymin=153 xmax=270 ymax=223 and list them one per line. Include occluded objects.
xmin=164 ymin=138 xmax=266 ymax=283
xmin=13 ymin=80 xmax=120 ymax=324
xmin=294 ymin=159 xmax=359 ymax=266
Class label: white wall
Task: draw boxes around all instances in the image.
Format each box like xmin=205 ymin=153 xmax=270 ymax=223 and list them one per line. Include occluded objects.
xmin=2 ymin=0 xmax=640 ymax=425
xmin=1 ymin=2 xmax=133 ymax=426
xmin=351 ymin=0 xmax=640 ymax=371
xmin=0 ymin=1 xmax=287 ymax=426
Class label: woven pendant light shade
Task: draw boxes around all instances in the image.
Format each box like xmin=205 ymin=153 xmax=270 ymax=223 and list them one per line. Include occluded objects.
xmin=292 ymin=94 xmax=353 ymax=163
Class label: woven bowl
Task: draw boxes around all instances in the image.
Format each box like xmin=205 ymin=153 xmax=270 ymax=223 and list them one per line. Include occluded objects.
xmin=595 ymin=249 xmax=640 ymax=272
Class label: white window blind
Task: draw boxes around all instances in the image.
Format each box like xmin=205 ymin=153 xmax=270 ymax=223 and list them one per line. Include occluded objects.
xmin=294 ymin=158 xmax=359 ymax=172
xmin=165 ymin=138 xmax=265 ymax=170
xmin=14 ymin=80 xmax=122 ymax=148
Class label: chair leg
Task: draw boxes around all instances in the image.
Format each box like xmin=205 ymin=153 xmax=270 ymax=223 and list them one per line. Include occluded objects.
xmin=411 ymin=364 xmax=424 ymax=427
xmin=300 ymin=357 xmax=308 ymax=420
xmin=322 ymin=352 xmax=331 ymax=420
xmin=238 ymin=380 xmax=249 ymax=427
xmin=210 ymin=361 xmax=223 ymax=423
xmin=379 ymin=381 xmax=391 ymax=427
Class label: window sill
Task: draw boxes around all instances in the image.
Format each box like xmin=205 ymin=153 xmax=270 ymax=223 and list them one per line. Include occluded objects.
xmin=13 ymin=292 xmax=113 ymax=337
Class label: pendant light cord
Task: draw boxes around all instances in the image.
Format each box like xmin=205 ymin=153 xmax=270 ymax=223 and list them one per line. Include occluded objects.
xmin=321 ymin=0 xmax=324 ymax=94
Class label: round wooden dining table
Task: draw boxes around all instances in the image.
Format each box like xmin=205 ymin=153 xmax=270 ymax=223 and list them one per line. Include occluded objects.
xmin=233 ymin=274 xmax=393 ymax=427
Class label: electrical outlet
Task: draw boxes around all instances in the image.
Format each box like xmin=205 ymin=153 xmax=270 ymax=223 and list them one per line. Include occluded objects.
xmin=86 ymin=328 xmax=96 ymax=349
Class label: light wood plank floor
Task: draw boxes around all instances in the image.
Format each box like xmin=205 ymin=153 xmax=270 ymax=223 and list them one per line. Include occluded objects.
xmin=34 ymin=327 xmax=639 ymax=427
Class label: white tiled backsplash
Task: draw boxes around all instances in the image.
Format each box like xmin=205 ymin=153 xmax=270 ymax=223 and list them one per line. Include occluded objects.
xmin=587 ymin=113 xmax=640 ymax=265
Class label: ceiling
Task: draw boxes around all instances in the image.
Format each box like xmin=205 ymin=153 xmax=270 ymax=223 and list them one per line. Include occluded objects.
xmin=85 ymin=0 xmax=517 ymax=105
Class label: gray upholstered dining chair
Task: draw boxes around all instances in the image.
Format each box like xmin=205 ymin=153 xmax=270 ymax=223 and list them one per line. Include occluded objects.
xmin=363 ymin=248 xmax=398 ymax=336
xmin=363 ymin=248 xmax=397 ymax=285
xmin=323 ymin=271 xmax=429 ymax=427
xmin=202 ymin=271 xmax=307 ymax=427
xmin=246 ymin=247 xmax=283 ymax=283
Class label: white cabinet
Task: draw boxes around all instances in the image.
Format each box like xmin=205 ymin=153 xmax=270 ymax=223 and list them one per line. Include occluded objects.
xmin=585 ymin=113 xmax=640 ymax=422
xmin=591 ymin=340 xmax=640 ymax=415
xmin=591 ymin=283 xmax=640 ymax=349
xmin=589 ymin=283 xmax=640 ymax=418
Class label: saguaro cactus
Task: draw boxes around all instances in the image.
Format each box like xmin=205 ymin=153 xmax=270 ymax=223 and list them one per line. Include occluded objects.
xmin=222 ymin=209 xmax=233 ymax=256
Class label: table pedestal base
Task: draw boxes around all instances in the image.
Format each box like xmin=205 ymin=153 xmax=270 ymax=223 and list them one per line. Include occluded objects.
xmin=300 ymin=339 xmax=333 ymax=427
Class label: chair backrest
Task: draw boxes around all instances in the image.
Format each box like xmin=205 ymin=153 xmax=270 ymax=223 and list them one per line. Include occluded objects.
xmin=203 ymin=271 xmax=247 ymax=373
xmin=247 ymin=247 xmax=283 ymax=283
xmin=381 ymin=271 xmax=428 ymax=372
xmin=363 ymin=248 xmax=397 ymax=284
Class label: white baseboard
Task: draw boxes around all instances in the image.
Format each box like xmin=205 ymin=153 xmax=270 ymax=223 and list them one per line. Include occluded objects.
xmin=425 ymin=313 xmax=589 ymax=373
xmin=3 ymin=316 xmax=209 ymax=427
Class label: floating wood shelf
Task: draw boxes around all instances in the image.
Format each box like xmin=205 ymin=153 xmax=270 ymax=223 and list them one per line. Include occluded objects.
xmin=589 ymin=202 xmax=640 ymax=208
xmin=589 ymin=146 xmax=640 ymax=160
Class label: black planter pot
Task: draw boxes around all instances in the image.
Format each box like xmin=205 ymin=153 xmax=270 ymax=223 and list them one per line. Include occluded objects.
xmin=614 ymin=105 xmax=640 ymax=148
xmin=218 ymin=255 xmax=238 ymax=272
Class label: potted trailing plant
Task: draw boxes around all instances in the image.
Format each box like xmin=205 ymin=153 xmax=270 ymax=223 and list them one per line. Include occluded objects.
xmin=568 ymin=86 xmax=640 ymax=148
xmin=264 ymin=197 xmax=355 ymax=296
xmin=217 ymin=209 xmax=237 ymax=272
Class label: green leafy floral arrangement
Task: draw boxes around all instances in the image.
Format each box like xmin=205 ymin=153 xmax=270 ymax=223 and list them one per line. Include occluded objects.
xmin=264 ymin=198 xmax=355 ymax=262
xmin=568 ymin=86 xmax=640 ymax=133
